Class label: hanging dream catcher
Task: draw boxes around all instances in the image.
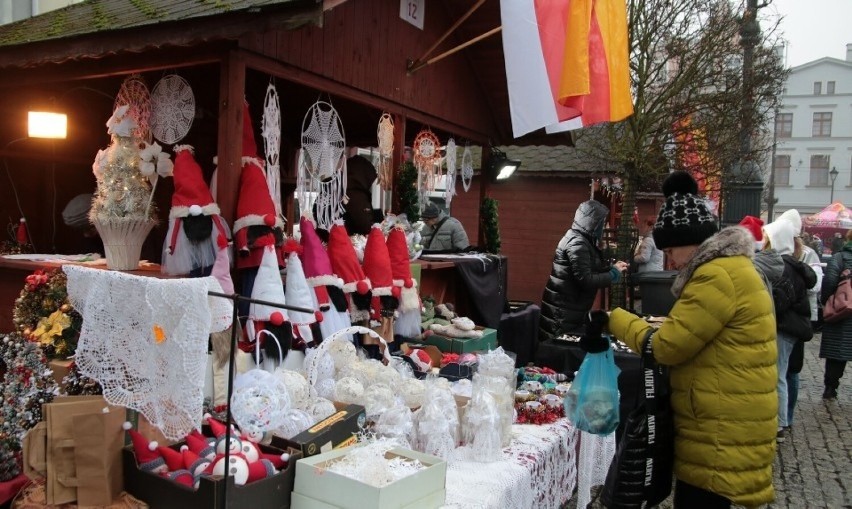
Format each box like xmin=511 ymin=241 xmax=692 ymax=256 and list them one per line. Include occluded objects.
xmin=444 ymin=138 xmax=457 ymax=206
xmin=377 ymin=113 xmax=395 ymax=191
xmin=114 ymin=74 xmax=152 ymax=141
xmin=150 ymin=74 xmax=195 ymax=145
xmin=413 ymin=128 xmax=443 ymax=207
xmin=461 ymin=143 xmax=474 ymax=192
xmin=299 ymin=100 xmax=347 ymax=230
xmin=262 ymin=82 xmax=283 ymax=217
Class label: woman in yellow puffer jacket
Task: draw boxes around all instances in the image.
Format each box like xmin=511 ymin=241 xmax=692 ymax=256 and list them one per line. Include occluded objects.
xmin=608 ymin=172 xmax=777 ymax=508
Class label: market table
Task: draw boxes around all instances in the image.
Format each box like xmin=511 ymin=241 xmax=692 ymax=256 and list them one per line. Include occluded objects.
xmin=443 ymin=419 xmax=577 ymax=509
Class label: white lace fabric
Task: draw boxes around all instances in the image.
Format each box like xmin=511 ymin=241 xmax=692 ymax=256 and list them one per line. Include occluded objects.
xmin=63 ymin=265 xmax=231 ymax=440
xmin=443 ymin=419 xmax=578 ymax=509
xmin=576 ymin=430 xmax=616 ymax=509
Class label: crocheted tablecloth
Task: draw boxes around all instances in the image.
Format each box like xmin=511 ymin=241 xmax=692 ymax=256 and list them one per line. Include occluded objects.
xmin=444 ymin=418 xmax=578 ymax=509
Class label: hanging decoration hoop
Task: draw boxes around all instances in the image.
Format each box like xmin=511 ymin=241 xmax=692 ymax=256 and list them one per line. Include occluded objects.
xmin=413 ymin=128 xmax=443 ymax=208
xmin=262 ymin=82 xmax=283 ymax=217
xmin=298 ymin=100 xmax=347 ymax=230
xmin=377 ymin=113 xmax=395 ymax=191
xmin=461 ymin=143 xmax=474 ymax=192
xmin=444 ymin=138 xmax=457 ymax=205
xmin=114 ymin=74 xmax=152 ymax=142
xmin=149 ymin=74 xmax=195 ymax=145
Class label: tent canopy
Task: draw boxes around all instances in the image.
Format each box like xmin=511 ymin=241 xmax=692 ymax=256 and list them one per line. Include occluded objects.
xmin=803 ymin=202 xmax=852 ymax=229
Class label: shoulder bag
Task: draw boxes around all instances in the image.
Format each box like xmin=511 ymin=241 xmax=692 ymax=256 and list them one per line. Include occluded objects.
xmin=823 ymin=252 xmax=852 ymax=323
xmin=601 ymin=330 xmax=674 ymax=508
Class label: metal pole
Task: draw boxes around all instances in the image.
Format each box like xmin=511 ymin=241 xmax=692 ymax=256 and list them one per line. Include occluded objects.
xmin=767 ymin=107 xmax=779 ymax=221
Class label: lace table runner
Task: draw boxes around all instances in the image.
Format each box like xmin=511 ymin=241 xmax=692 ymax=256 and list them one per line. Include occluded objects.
xmin=444 ymin=419 xmax=578 ymax=509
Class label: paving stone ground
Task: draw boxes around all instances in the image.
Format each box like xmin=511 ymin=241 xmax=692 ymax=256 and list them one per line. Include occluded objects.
xmin=568 ymin=334 xmax=851 ymax=508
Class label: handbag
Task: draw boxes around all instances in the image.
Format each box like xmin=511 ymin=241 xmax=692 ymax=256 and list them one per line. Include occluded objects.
xmin=824 ymin=253 xmax=852 ymax=323
xmin=601 ymin=330 xmax=674 ymax=508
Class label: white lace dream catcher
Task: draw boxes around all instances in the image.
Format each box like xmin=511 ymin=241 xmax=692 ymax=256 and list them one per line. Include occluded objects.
xmin=114 ymin=74 xmax=151 ymax=142
xmin=413 ymin=128 xmax=443 ymax=209
xmin=262 ymin=82 xmax=283 ymax=217
xmin=149 ymin=74 xmax=195 ymax=145
xmin=461 ymin=143 xmax=474 ymax=192
xmin=377 ymin=113 xmax=394 ymax=191
xmin=299 ymin=100 xmax=347 ymax=230
xmin=444 ymin=138 xmax=457 ymax=205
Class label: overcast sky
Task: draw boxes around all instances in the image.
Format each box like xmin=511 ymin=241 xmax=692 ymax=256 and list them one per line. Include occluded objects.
xmin=768 ymin=0 xmax=852 ymax=67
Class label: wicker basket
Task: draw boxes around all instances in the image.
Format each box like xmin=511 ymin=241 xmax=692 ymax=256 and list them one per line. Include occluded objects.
xmin=93 ymin=217 xmax=156 ymax=271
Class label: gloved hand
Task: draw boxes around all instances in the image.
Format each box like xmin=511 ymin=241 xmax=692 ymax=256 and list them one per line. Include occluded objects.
xmin=580 ymin=310 xmax=610 ymax=353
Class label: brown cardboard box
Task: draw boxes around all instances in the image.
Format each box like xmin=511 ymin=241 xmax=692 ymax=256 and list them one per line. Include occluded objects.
xmin=272 ymin=404 xmax=366 ymax=458
xmin=48 ymin=359 xmax=73 ymax=389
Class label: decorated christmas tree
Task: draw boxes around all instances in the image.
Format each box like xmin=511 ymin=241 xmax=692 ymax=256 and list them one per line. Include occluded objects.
xmin=89 ymin=105 xmax=158 ymax=269
xmin=480 ymin=197 xmax=501 ymax=254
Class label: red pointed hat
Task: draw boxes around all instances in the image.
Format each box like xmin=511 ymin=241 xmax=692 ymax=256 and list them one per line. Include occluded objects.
xmin=162 ymin=469 xmax=195 ymax=487
xmin=327 ymin=220 xmax=371 ymax=295
xmin=362 ymin=225 xmax=395 ymax=297
xmin=387 ymin=226 xmax=420 ymax=312
xmin=127 ymin=428 xmax=165 ymax=472
xmin=234 ymin=101 xmax=284 ymax=234
xmin=247 ymin=458 xmax=278 ymax=483
xmin=185 ymin=434 xmax=216 ymax=460
xmin=738 ymin=215 xmax=764 ymax=241
xmin=182 ymin=449 xmax=210 ymax=476
xmin=159 ymin=446 xmax=185 ymax=472
xmin=169 ymin=146 xmax=219 ymax=219
xmin=300 ymin=216 xmax=343 ymax=288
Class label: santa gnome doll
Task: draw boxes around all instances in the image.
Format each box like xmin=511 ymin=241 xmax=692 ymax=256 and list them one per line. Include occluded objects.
xmin=243 ymin=241 xmax=295 ymax=372
xmin=161 ymin=145 xmax=231 ymax=276
xmin=282 ymin=239 xmax=323 ymax=354
xmin=299 ymin=216 xmax=351 ymax=340
xmin=327 ymin=220 xmax=372 ymax=322
xmin=362 ymin=224 xmax=399 ymax=346
xmin=387 ymin=226 xmax=422 ymax=338
xmin=233 ymin=101 xmax=285 ymax=308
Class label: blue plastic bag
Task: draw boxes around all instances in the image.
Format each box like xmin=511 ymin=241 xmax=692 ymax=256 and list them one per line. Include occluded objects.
xmin=564 ymin=347 xmax=621 ymax=435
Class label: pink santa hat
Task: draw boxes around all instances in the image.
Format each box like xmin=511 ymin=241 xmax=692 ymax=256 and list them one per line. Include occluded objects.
xmin=299 ymin=215 xmax=344 ymax=289
xmin=211 ymin=236 xmax=234 ymax=294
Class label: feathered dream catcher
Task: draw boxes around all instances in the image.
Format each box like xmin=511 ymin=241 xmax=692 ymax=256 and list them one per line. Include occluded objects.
xmin=114 ymin=74 xmax=152 ymax=142
xmin=299 ymin=100 xmax=347 ymax=230
xmin=149 ymin=74 xmax=195 ymax=145
xmin=377 ymin=113 xmax=395 ymax=191
xmin=262 ymin=82 xmax=283 ymax=217
xmin=461 ymin=143 xmax=474 ymax=192
xmin=444 ymin=138 xmax=457 ymax=206
xmin=413 ymin=128 xmax=443 ymax=208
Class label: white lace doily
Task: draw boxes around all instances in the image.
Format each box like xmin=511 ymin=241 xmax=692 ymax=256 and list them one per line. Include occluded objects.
xmin=262 ymin=82 xmax=282 ymax=217
xmin=298 ymin=100 xmax=347 ymax=229
xmin=377 ymin=113 xmax=394 ymax=191
xmin=576 ymin=430 xmax=616 ymax=509
xmin=63 ymin=265 xmax=230 ymax=441
xmin=444 ymin=138 xmax=457 ymax=205
xmin=150 ymin=74 xmax=195 ymax=144
xmin=444 ymin=419 xmax=578 ymax=509
xmin=114 ymin=74 xmax=151 ymax=142
xmin=461 ymin=143 xmax=474 ymax=192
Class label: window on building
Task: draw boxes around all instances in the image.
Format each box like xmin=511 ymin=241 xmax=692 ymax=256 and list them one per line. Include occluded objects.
xmin=810 ymin=155 xmax=830 ymax=186
xmin=827 ymin=81 xmax=836 ymax=95
xmin=814 ymin=81 xmax=822 ymax=95
xmin=775 ymin=113 xmax=793 ymax=138
xmin=774 ymin=155 xmax=790 ymax=186
xmin=812 ymin=112 xmax=832 ymax=137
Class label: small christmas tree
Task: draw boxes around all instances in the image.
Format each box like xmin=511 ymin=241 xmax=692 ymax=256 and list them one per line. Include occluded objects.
xmin=398 ymin=161 xmax=420 ymax=222
xmin=480 ymin=197 xmax=501 ymax=254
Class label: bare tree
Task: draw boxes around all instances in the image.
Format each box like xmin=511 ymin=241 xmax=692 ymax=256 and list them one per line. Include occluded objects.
xmin=574 ymin=0 xmax=786 ymax=308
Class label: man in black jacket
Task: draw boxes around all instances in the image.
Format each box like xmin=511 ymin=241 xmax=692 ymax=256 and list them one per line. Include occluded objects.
xmin=538 ymin=200 xmax=628 ymax=341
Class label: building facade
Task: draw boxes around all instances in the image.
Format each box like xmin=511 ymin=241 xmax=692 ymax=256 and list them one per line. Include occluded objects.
xmin=772 ymin=44 xmax=852 ymax=219
xmin=0 ymin=0 xmax=83 ymax=25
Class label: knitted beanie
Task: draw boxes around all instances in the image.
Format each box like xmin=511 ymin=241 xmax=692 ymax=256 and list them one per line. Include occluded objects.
xmin=653 ymin=171 xmax=718 ymax=250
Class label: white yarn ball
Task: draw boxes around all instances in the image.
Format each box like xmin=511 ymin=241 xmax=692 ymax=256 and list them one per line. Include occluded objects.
xmin=363 ymin=384 xmax=396 ymax=418
xmin=231 ymin=370 xmax=291 ymax=434
xmin=400 ymin=378 xmax=426 ymax=408
xmin=275 ymin=369 xmax=311 ymax=410
xmin=335 ymin=377 xmax=365 ymax=404
xmin=358 ymin=359 xmax=385 ymax=386
xmin=274 ymin=409 xmax=315 ymax=439
xmin=315 ymin=378 xmax=337 ymax=400
xmin=328 ymin=339 xmax=357 ymax=370
xmin=309 ymin=398 xmax=337 ymax=421
xmin=374 ymin=364 xmax=402 ymax=388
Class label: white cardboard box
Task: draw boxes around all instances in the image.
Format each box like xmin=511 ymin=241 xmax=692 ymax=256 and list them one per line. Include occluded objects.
xmin=293 ymin=446 xmax=446 ymax=509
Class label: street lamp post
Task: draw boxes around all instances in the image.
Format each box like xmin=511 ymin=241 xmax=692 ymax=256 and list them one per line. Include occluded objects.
xmin=830 ymin=166 xmax=839 ymax=204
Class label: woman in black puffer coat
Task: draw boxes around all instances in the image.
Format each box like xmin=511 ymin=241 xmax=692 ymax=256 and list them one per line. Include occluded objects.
xmin=539 ymin=200 xmax=627 ymax=341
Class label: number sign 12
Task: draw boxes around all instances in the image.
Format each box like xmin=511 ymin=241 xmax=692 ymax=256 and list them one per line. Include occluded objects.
xmin=400 ymin=0 xmax=425 ymax=30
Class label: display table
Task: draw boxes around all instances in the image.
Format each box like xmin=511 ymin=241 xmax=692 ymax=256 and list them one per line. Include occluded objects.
xmin=444 ymin=419 xmax=577 ymax=509
xmin=0 ymin=256 xmax=161 ymax=331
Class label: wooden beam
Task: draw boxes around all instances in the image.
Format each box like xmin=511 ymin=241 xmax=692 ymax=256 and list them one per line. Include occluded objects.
xmin=407 ymin=0 xmax=488 ymax=72
xmin=407 ymin=26 xmax=502 ymax=75
xmin=238 ymin=49 xmax=491 ymax=144
xmin=216 ymin=51 xmax=247 ymax=225
xmin=477 ymin=147 xmax=491 ymax=249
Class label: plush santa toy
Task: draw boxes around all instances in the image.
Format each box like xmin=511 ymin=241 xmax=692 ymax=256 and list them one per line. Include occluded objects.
xmin=125 ymin=424 xmax=167 ymax=474
xmin=299 ymin=215 xmax=352 ymax=340
xmin=387 ymin=226 xmax=421 ymax=338
xmin=362 ymin=225 xmax=398 ymax=347
xmin=326 ymin=220 xmax=372 ymax=322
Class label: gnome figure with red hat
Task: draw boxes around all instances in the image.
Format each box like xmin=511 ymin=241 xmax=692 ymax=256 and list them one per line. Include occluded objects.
xmin=233 ymin=101 xmax=286 ymax=311
xmin=244 ymin=242 xmax=294 ymax=369
xmin=327 ymin=220 xmax=372 ymax=323
xmin=299 ymin=215 xmax=352 ymax=340
xmin=161 ymin=145 xmax=231 ymax=276
xmin=388 ymin=226 xmax=422 ymax=339
xmin=362 ymin=224 xmax=399 ymax=349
